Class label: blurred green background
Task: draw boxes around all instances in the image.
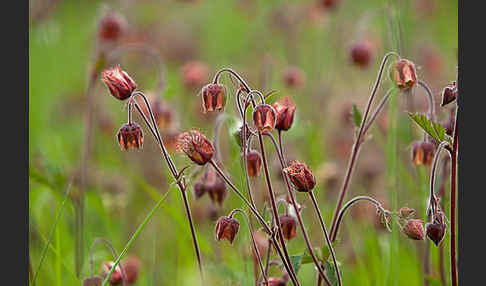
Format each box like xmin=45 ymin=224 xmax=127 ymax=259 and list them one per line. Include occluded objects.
xmin=29 ymin=0 xmax=458 ymax=285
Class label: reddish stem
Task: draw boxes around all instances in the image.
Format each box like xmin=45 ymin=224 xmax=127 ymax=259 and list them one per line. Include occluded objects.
xmin=450 ymin=109 xmax=458 ymax=286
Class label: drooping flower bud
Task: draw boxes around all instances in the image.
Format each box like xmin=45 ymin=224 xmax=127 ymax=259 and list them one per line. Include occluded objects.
xmin=215 ymin=216 xmax=240 ymax=244
xmin=267 ymin=277 xmax=288 ymax=286
xmin=122 ymin=256 xmax=141 ymax=284
xmin=279 ymin=214 xmax=298 ymax=240
xmin=402 ymin=219 xmax=425 ymax=240
xmin=426 ymin=211 xmax=447 ymax=246
xmin=350 ymin=39 xmax=374 ymax=68
xmin=284 ymin=161 xmax=317 ymax=192
xmin=253 ymin=104 xmax=277 ymax=133
xmin=117 ymin=122 xmax=143 ymax=150
xmin=273 ymin=96 xmax=297 ymax=131
xmin=389 ymin=59 xmax=417 ymax=90
xmin=102 ymin=65 xmax=137 ymax=101
xmin=321 ymin=0 xmax=339 ymax=10
xmin=181 ymin=60 xmax=210 ymax=89
xmin=207 ymin=175 xmax=227 ymax=207
xmin=83 ymin=276 xmax=102 ymax=286
xmin=281 ymin=66 xmax=306 ymax=88
xmin=176 ymin=130 xmax=214 ymax=165
xmin=101 ymin=261 xmax=123 ymax=285
xmin=399 ymin=207 xmax=416 ymax=218
xmin=201 ymin=83 xmax=227 ymax=113
xmin=411 ymin=140 xmax=435 ymax=166
xmin=193 ymin=182 xmax=207 ymax=200
xmin=246 ymin=150 xmax=262 ymax=177
xmin=149 ymin=98 xmax=175 ymax=131
xmin=98 ymin=12 xmax=126 ymax=43
xmin=441 ymin=81 xmax=458 ymax=107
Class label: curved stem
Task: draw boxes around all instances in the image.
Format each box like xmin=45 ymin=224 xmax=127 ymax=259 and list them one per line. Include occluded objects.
xmin=362 ymin=88 xmax=394 ymax=136
xmin=417 ymin=81 xmax=435 ymax=121
xmin=428 ymin=141 xmax=451 ymax=216
xmin=89 ymin=238 xmax=127 ymax=286
xmin=213 ymin=68 xmax=251 ymax=92
xmin=329 ymin=52 xmax=400 ymax=240
xmin=331 ymin=196 xmax=388 ymax=242
xmin=450 ymin=107 xmax=458 ymax=286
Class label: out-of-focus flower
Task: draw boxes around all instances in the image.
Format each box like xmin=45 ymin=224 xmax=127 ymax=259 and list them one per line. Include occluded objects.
xmin=350 ymin=39 xmax=374 ymax=68
xmin=411 ymin=140 xmax=435 ymax=166
xmin=279 ymin=214 xmax=298 ymax=240
xmin=98 ymin=11 xmax=126 ymax=43
xmin=181 ymin=61 xmax=210 ymax=89
xmin=281 ymin=66 xmax=306 ymax=88
xmin=246 ymin=150 xmax=262 ymax=177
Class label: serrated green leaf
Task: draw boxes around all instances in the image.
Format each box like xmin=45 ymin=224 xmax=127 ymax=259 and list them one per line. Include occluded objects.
xmin=289 ymin=254 xmax=304 ymax=275
xmin=324 ymin=259 xmax=342 ymax=286
xmin=352 ymin=103 xmax=362 ymax=128
xmin=408 ymin=113 xmax=452 ymax=144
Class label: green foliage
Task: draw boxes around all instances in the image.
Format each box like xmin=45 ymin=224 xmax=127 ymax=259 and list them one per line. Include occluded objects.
xmin=408 ymin=113 xmax=452 ymax=144
xmin=352 ymin=103 xmax=363 ymax=128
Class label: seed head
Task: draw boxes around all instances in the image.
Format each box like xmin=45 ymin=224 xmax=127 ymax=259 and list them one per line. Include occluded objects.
xmin=273 ymin=96 xmax=297 ymax=131
xmin=426 ymin=211 xmax=447 ymax=246
xmin=117 ymin=122 xmax=143 ymax=150
xmin=246 ymin=150 xmax=262 ymax=177
xmin=441 ymin=81 xmax=458 ymax=107
xmin=390 ymin=59 xmax=417 ymax=91
xmin=201 ymin=83 xmax=227 ymax=113
xmin=350 ymin=39 xmax=374 ymax=68
xmin=411 ymin=140 xmax=435 ymax=166
xmin=102 ymin=65 xmax=137 ymax=101
xmin=279 ymin=214 xmax=298 ymax=240
xmin=215 ymin=216 xmax=240 ymax=244
xmin=253 ymin=104 xmax=277 ymax=133
xmin=284 ymin=161 xmax=316 ymax=192
xmin=176 ymin=130 xmax=214 ymax=165
xmin=402 ymin=219 xmax=425 ymax=240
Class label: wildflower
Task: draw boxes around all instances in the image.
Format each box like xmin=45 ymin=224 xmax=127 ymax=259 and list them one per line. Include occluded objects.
xmin=215 ymin=216 xmax=240 ymax=244
xmin=390 ymin=59 xmax=417 ymax=90
xmin=441 ymin=81 xmax=458 ymax=107
xmin=402 ymin=219 xmax=425 ymax=240
xmin=273 ymin=96 xmax=297 ymax=131
xmin=201 ymin=83 xmax=226 ymax=112
xmin=426 ymin=211 xmax=447 ymax=246
xmin=350 ymin=39 xmax=374 ymax=68
xmin=411 ymin=140 xmax=435 ymax=166
xmin=279 ymin=214 xmax=298 ymax=240
xmin=181 ymin=61 xmax=209 ymax=88
xmin=246 ymin=150 xmax=262 ymax=177
xmin=281 ymin=66 xmax=305 ymax=88
xmin=101 ymin=261 xmax=123 ymax=285
xmin=253 ymin=104 xmax=277 ymax=133
xmin=98 ymin=12 xmax=126 ymax=43
xmin=176 ymin=130 xmax=214 ymax=165
xmin=122 ymin=256 xmax=141 ymax=284
xmin=117 ymin=122 xmax=143 ymax=150
xmin=284 ymin=161 xmax=316 ymax=192
xmin=102 ymin=65 xmax=137 ymax=100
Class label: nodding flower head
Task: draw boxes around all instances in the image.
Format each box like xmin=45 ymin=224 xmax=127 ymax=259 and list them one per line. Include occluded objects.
xmin=253 ymin=104 xmax=277 ymax=133
xmin=82 ymin=277 xmax=102 ymax=286
xmin=273 ymin=96 xmax=297 ymax=131
xmin=148 ymin=97 xmax=175 ymax=131
xmin=181 ymin=61 xmax=209 ymax=89
xmin=389 ymin=59 xmax=417 ymax=91
xmin=176 ymin=130 xmax=214 ymax=165
xmin=426 ymin=211 xmax=447 ymax=246
xmin=441 ymin=81 xmax=458 ymax=107
xmin=279 ymin=214 xmax=298 ymax=240
xmin=195 ymin=165 xmax=228 ymax=206
xmin=246 ymin=150 xmax=262 ymax=177
xmin=399 ymin=207 xmax=416 ymax=218
xmin=101 ymin=261 xmax=123 ymax=285
xmin=102 ymin=65 xmax=137 ymax=101
xmin=98 ymin=12 xmax=126 ymax=43
xmin=284 ymin=161 xmax=316 ymax=192
xmin=350 ymin=39 xmax=374 ymax=68
xmin=267 ymin=277 xmax=288 ymax=286
xmin=411 ymin=140 xmax=435 ymax=166
xmin=215 ymin=216 xmax=240 ymax=244
xmin=281 ymin=66 xmax=306 ymax=88
xmin=402 ymin=219 xmax=425 ymax=240
xmin=117 ymin=122 xmax=143 ymax=150
xmin=201 ymin=83 xmax=227 ymax=113
xmin=122 ymin=256 xmax=141 ymax=284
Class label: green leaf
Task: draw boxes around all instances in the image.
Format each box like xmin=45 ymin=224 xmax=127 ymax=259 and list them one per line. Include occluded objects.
xmin=408 ymin=113 xmax=452 ymax=144
xmin=324 ymin=259 xmax=342 ymax=286
xmin=352 ymin=103 xmax=362 ymax=128
xmin=321 ymin=240 xmax=338 ymax=260
xmin=289 ymin=254 xmax=304 ymax=275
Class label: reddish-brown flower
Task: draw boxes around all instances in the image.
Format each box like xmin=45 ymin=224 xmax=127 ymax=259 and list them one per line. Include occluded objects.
xmin=441 ymin=81 xmax=458 ymax=107
xmin=83 ymin=277 xmax=102 ymax=286
xmin=101 ymin=261 xmax=122 ymax=285
xmin=201 ymin=83 xmax=226 ymax=113
xmin=390 ymin=59 xmax=417 ymax=90
xmin=426 ymin=211 xmax=447 ymax=246
xmin=98 ymin=12 xmax=126 ymax=43
xmin=215 ymin=216 xmax=240 ymax=244
xmin=284 ymin=161 xmax=316 ymax=192
xmin=121 ymin=256 xmax=141 ymax=284
xmin=350 ymin=39 xmax=374 ymax=68
xmin=399 ymin=207 xmax=416 ymax=218
xmin=273 ymin=96 xmax=297 ymax=131
xmin=117 ymin=122 xmax=143 ymax=150
xmin=279 ymin=214 xmax=297 ymax=240
xmin=253 ymin=104 xmax=277 ymax=133
xmin=102 ymin=65 xmax=137 ymax=100
xmin=181 ymin=61 xmax=209 ymax=88
xmin=411 ymin=140 xmax=435 ymax=166
xmin=246 ymin=150 xmax=262 ymax=177
xmin=176 ymin=130 xmax=214 ymax=165
xmin=281 ymin=66 xmax=306 ymax=88
xmin=402 ymin=219 xmax=425 ymax=240
xmin=268 ymin=277 xmax=288 ymax=286
xmin=197 ymin=166 xmax=228 ymax=206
